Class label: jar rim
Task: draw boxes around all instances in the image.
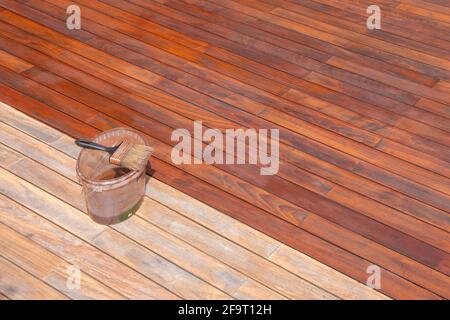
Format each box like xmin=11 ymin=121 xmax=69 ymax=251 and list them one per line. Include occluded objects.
xmin=76 ymin=128 xmax=148 ymax=189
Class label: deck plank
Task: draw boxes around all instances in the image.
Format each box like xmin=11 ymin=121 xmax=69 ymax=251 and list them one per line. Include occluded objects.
xmin=0 ymin=7 xmax=446 ymax=234
xmin=0 ymin=195 xmax=179 ymax=299
xmin=0 ymin=256 xmax=68 ymax=300
xmin=0 ymin=167 xmax=232 ymax=299
xmin=0 ymin=223 xmax=125 ymax=299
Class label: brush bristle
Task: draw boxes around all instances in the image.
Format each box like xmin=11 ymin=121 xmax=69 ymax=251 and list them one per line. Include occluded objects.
xmin=121 ymin=144 xmax=154 ymax=171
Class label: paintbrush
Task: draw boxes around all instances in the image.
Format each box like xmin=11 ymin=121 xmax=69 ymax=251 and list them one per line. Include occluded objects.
xmin=75 ymin=139 xmax=153 ymax=171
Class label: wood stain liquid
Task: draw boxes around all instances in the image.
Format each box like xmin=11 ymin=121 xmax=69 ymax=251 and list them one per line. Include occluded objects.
xmin=92 ymin=167 xmax=143 ymax=224
xmin=95 ymin=167 xmax=131 ymax=181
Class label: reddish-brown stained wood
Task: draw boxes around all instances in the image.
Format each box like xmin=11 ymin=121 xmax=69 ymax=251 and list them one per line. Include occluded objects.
xmin=0 ymin=5 xmax=446 ymax=198
xmin=415 ymin=97 xmax=450 ymax=119
xmin=0 ymin=50 xmax=33 ymax=73
xmin=0 ymin=0 xmax=449 ymax=299
xmin=2 ymin=33 xmax=447 ymax=261
xmin=0 ymin=84 xmax=99 ymax=138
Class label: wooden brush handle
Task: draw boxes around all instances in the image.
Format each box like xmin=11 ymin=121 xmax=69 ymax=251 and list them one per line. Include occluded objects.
xmin=110 ymin=140 xmax=133 ymax=166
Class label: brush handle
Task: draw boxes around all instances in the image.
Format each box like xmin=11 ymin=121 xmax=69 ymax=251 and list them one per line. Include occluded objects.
xmin=75 ymin=139 xmax=120 ymax=153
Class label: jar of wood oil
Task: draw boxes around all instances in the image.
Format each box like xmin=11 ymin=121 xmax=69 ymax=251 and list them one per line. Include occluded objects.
xmin=76 ymin=128 xmax=149 ymax=225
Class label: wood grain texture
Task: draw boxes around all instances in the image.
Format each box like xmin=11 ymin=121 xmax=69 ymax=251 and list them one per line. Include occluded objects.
xmin=0 ymin=255 xmax=68 ymax=300
xmin=0 ymin=223 xmax=125 ymax=299
xmin=0 ymin=292 xmax=9 ymax=300
xmin=0 ymin=108 xmax=330 ymax=300
xmin=0 ymin=49 xmax=33 ymax=73
xmin=1 ymin=92 xmax=445 ymax=298
xmin=0 ymin=105 xmax=388 ymax=300
xmin=0 ymin=0 xmax=449 ymax=300
xmin=0 ymin=113 xmax=436 ymax=300
xmin=0 ymin=166 xmax=233 ymax=299
xmin=0 ymin=195 xmax=179 ymax=299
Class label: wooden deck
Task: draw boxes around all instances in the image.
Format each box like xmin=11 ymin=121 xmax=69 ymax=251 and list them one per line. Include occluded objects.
xmin=0 ymin=0 xmax=449 ymax=299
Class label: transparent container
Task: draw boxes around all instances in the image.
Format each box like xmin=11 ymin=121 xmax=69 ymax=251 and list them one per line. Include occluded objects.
xmin=76 ymin=128 xmax=148 ymax=225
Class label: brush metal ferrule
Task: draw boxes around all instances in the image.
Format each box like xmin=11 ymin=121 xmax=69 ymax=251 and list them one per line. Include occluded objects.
xmin=109 ymin=140 xmax=133 ymax=167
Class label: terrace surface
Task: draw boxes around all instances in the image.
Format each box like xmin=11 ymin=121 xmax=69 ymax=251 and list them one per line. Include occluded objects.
xmin=0 ymin=0 xmax=449 ymax=299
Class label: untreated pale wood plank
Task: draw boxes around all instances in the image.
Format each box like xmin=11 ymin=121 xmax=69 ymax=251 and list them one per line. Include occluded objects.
xmin=0 ymin=106 xmax=390 ymax=300
xmin=131 ymin=198 xmax=333 ymax=299
xmin=0 ymin=194 xmax=179 ymax=299
xmin=1 ymin=0 xmax=449 ymax=300
xmin=0 ymin=167 xmax=230 ymax=299
xmin=0 ymin=223 xmax=125 ymax=299
xmin=0 ymin=255 xmax=68 ymax=300
xmin=0 ymin=101 xmax=62 ymax=143
xmin=0 ymin=121 xmax=78 ymax=181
